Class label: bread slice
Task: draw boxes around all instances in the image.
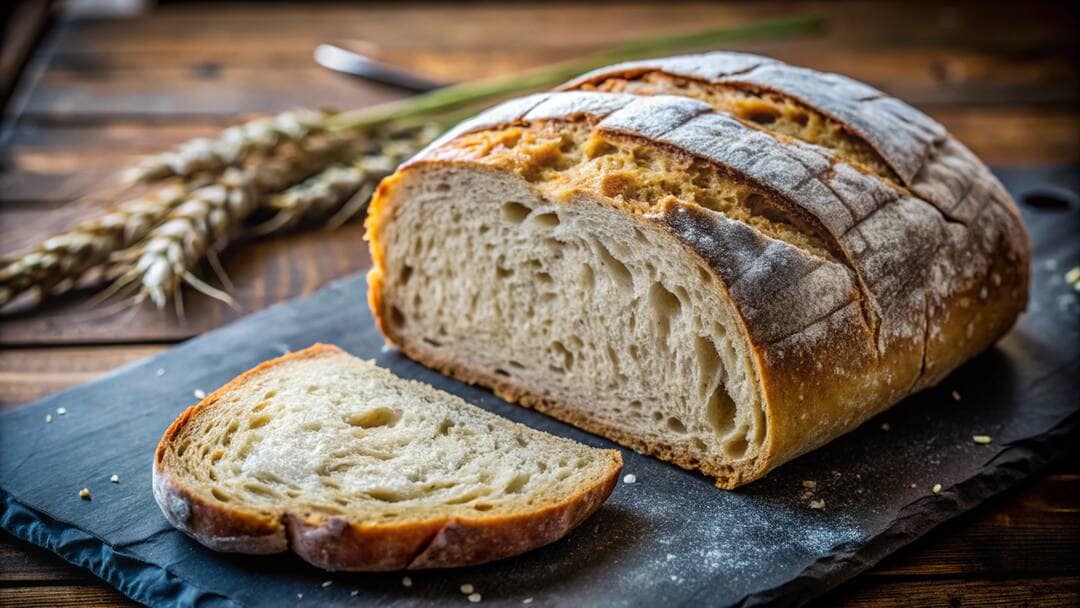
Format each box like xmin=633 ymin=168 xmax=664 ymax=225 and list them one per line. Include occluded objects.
xmin=152 ymin=344 xmax=622 ymax=571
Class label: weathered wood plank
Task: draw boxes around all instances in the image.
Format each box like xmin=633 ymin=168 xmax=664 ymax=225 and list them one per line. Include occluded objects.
xmin=46 ymin=2 xmax=1080 ymax=55
xmin=870 ymin=473 xmax=1080 ymax=577
xmin=0 ymin=345 xmax=165 ymax=409
xmin=819 ymin=575 xmax=1080 ymax=607
xmin=0 ymin=585 xmax=134 ymax=608
xmin=0 ymin=534 xmax=100 ymax=583
xmin=25 ymin=45 xmax=1078 ymax=117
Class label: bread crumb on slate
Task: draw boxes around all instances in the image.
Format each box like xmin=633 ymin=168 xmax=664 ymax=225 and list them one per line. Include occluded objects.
xmin=522 ymin=599 xmax=533 ymax=604
xmin=297 ymin=593 xmax=303 ymax=599
xmin=910 ymin=483 xmax=917 ymax=489
xmin=468 ymin=592 xmax=482 ymax=603
xmin=951 ymin=390 xmax=961 ymax=401
xmin=156 ymin=368 xmax=166 ymax=377
xmin=110 ymin=474 xmax=119 ymax=483
xmin=666 ymin=553 xmax=676 ymax=561
xmin=972 ymin=435 xmax=992 ymax=445
xmin=321 ymin=580 xmax=332 ymax=588
xmin=932 ymin=484 xmax=942 ymax=494
xmin=350 ymin=590 xmax=359 ymax=597
xmin=57 ymin=407 xmax=67 ymax=415
xmin=46 ymin=414 xmax=52 ymax=423
xmin=79 ymin=488 xmax=91 ymax=500
xmin=809 ymin=499 xmax=825 ymax=510
xmin=401 ymin=576 xmax=412 ymax=587
xmin=460 ymin=584 xmax=474 ymax=594
xmin=802 ymin=480 xmax=817 ymax=489
xmin=880 ymin=422 xmax=890 ymax=431
xmin=193 ymin=389 xmax=206 ymax=399
xmin=1065 ymin=267 xmax=1080 ymax=286
xmin=623 ymin=474 xmax=637 ymax=484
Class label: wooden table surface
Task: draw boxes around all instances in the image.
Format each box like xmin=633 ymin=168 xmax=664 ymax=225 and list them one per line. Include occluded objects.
xmin=1 ymin=2 xmax=1077 ymax=606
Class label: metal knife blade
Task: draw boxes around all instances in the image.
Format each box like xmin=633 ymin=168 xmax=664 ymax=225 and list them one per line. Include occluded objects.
xmin=314 ymin=43 xmax=445 ymax=92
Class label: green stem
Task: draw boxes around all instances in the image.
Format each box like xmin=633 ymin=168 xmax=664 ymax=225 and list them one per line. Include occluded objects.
xmin=328 ymin=14 xmax=824 ymax=131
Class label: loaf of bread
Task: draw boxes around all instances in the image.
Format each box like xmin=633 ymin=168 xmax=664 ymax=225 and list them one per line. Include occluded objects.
xmin=366 ymin=52 xmax=1029 ymax=488
xmin=153 ymin=344 xmax=621 ymax=570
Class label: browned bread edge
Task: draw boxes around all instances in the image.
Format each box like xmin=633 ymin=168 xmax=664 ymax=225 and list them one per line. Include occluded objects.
xmin=152 ymin=344 xmax=622 ymax=570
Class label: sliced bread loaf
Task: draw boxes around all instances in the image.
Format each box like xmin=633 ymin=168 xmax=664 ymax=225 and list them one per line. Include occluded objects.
xmin=365 ymin=75 xmax=1028 ymax=488
xmin=152 ymin=343 xmax=622 ymax=571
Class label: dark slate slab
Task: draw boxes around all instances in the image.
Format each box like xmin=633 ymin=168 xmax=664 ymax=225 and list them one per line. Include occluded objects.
xmin=1 ymin=166 xmax=1077 ymax=608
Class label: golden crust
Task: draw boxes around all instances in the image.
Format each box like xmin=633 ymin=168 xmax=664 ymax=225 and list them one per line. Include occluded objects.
xmin=153 ymin=344 xmax=622 ymax=570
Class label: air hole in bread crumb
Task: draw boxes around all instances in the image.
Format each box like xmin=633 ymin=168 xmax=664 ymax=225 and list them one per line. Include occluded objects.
xmin=437 ymin=418 xmax=455 ymax=436
xmin=263 ymin=390 xmax=277 ymax=399
xmin=422 ymin=337 xmax=442 ymax=347
xmin=249 ymin=415 xmax=272 ymax=429
xmin=695 ymin=337 xmax=723 ymax=393
xmin=651 ymin=411 xmax=663 ymax=422
xmin=691 ymin=437 xmax=707 ymax=451
xmin=724 ymin=434 xmax=750 ymax=459
xmin=504 ymin=473 xmax=530 ymax=494
xmin=445 ymin=488 xmax=487 ymax=505
xmin=389 ymin=305 xmax=406 ymax=327
xmin=251 ymin=401 xmax=270 ymax=412
xmin=551 ymin=341 xmax=574 ymax=371
xmin=739 ymin=99 xmax=782 ymax=125
xmin=367 ymin=488 xmax=406 ymax=502
xmin=501 ymin=201 xmax=531 ymax=223
xmin=494 ymin=368 xmax=510 ymax=377
xmin=508 ymin=360 xmax=525 ymax=370
xmin=301 ymin=421 xmax=322 ymax=432
xmin=579 ymin=264 xmax=595 ymax=290
xmin=706 ymin=386 xmax=737 ymax=437
xmin=211 ymin=488 xmax=230 ymax=502
xmin=531 ymin=212 xmax=560 ymax=228
xmin=649 ymin=282 xmax=682 ymax=342
xmin=593 ymin=240 xmax=633 ymax=288
xmin=474 ymin=503 xmax=494 ymax=511
xmin=667 ymin=417 xmax=688 ymax=433
xmin=399 ymin=264 xmax=413 ymax=284
xmin=346 ymin=407 xmax=401 ymax=429
xmin=243 ymin=483 xmax=278 ymax=498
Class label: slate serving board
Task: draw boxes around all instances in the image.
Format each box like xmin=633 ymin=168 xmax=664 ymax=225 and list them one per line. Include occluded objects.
xmin=1 ymin=166 xmax=1077 ymax=608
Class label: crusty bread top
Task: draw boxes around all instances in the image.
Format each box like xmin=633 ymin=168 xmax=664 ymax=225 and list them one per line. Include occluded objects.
xmin=559 ymin=52 xmax=1029 ymax=255
xmin=562 ymin=51 xmax=943 ymax=186
xmin=407 ymin=86 xmax=1027 ymax=398
xmin=153 ymin=344 xmax=622 ymax=568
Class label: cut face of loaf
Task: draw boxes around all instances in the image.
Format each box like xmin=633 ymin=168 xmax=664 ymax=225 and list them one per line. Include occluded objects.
xmin=368 ymin=77 xmax=1028 ymax=487
xmin=152 ymin=344 xmax=621 ymax=570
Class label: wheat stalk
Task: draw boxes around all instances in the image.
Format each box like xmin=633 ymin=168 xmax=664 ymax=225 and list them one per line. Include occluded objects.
xmin=0 ymin=184 xmax=193 ymax=307
xmin=108 ymin=134 xmax=354 ymax=311
xmin=122 ymin=108 xmax=331 ymax=184
xmin=254 ymin=122 xmax=440 ymax=234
